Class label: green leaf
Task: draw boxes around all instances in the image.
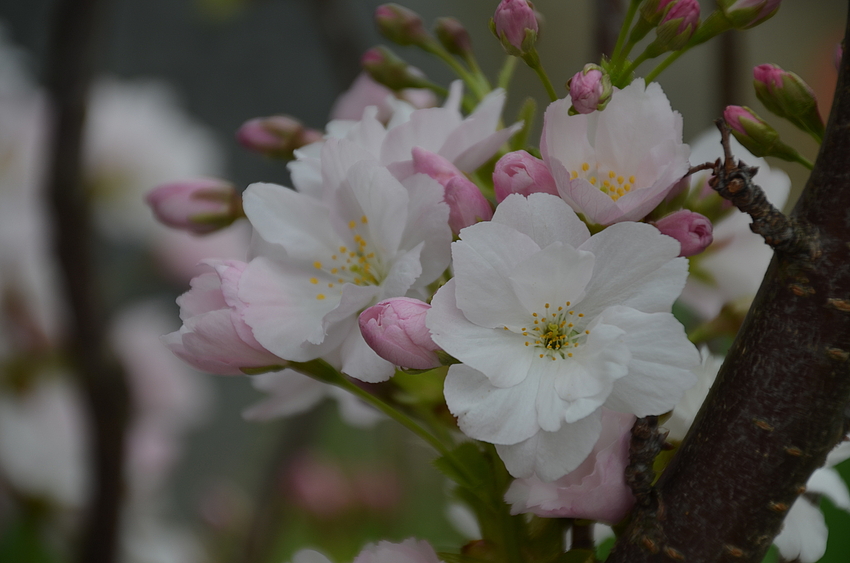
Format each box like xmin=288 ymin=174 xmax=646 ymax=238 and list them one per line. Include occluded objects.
xmin=433 ymin=441 xmax=490 ymax=489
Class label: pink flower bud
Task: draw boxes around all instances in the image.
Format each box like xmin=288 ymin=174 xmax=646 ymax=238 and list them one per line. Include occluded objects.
xmin=653 ymin=210 xmax=713 ymax=257
xmin=411 ymin=147 xmax=493 ymax=233
xmin=723 ymin=105 xmax=759 ymax=136
xmin=374 ymin=4 xmax=430 ymax=47
xmin=662 ymin=0 xmax=700 ymax=35
xmin=567 ymin=64 xmax=613 ymax=115
xmin=493 ymin=150 xmax=558 ymax=202
xmin=721 ymin=0 xmax=781 ymax=29
xmin=361 ymin=46 xmax=431 ymax=91
xmin=492 ymin=0 xmax=539 ymax=55
xmin=753 ymin=63 xmax=824 ymax=140
xmin=504 ymin=410 xmax=637 ymax=524
xmin=359 ymin=298 xmax=441 ymax=370
xmin=435 ymin=17 xmax=472 ymax=57
xmin=146 ymin=178 xmax=241 ymax=235
xmin=236 ymin=115 xmax=318 ymax=159
xmin=445 ymin=176 xmax=494 ymax=234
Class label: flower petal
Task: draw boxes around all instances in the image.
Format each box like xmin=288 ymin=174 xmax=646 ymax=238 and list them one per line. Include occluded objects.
xmin=492 ymin=193 xmax=590 ymax=249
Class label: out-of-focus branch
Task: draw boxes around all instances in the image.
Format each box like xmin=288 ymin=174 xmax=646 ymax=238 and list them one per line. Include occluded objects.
xmin=607 ymin=3 xmax=850 ymax=562
xmin=43 ymin=1 xmax=130 ymax=563
xmin=595 ymin=0 xmax=626 ymax=59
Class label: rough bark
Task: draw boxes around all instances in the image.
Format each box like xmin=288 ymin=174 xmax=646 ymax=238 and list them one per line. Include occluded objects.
xmin=607 ymin=5 xmax=850 ymax=563
xmin=43 ymin=1 xmax=130 ymax=562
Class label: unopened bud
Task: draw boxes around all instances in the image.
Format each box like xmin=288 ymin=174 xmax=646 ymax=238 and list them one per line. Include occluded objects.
xmin=374 ymin=4 xmax=431 ymax=47
xmin=236 ymin=116 xmax=320 ymax=159
xmin=493 ymin=150 xmax=558 ymax=202
xmin=646 ymin=0 xmax=700 ymax=56
xmin=359 ymin=298 xmax=442 ymax=370
xmin=719 ymin=0 xmax=781 ymax=29
xmin=361 ymin=46 xmax=431 ymax=91
xmin=653 ymin=210 xmax=713 ymax=257
xmin=146 ymin=178 xmax=242 ymax=235
xmin=630 ymin=0 xmax=676 ymax=43
xmin=723 ymin=105 xmax=802 ymax=162
xmin=491 ymin=0 xmax=539 ymax=56
xmin=435 ymin=17 xmax=472 ymax=57
xmin=445 ymin=175 xmax=493 ymax=234
xmin=753 ymin=63 xmax=824 ymax=140
xmin=567 ymin=64 xmax=612 ymax=115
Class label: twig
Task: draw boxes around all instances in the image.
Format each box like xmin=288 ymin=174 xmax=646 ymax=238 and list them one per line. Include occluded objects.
xmin=43 ymin=1 xmax=130 ymax=563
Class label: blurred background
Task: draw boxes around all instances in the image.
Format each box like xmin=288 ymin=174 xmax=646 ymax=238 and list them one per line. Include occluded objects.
xmin=0 ymin=1 xmax=847 ymax=562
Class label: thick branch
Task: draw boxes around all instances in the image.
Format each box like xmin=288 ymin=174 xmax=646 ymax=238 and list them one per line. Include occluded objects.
xmin=44 ymin=1 xmax=130 ymax=563
xmin=608 ymin=4 xmax=850 ymax=563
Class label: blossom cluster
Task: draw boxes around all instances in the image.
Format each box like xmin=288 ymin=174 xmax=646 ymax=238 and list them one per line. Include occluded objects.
xmin=142 ymin=0 xmax=850 ymax=561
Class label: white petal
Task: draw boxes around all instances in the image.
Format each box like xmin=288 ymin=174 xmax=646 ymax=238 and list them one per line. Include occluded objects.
xmin=291 ymin=550 xmax=334 ymax=563
xmin=492 ymin=193 xmax=590 ymax=249
xmin=319 ymin=137 xmax=379 ymax=197
xmin=452 ymin=222 xmax=540 ymax=329
xmin=496 ymin=410 xmax=603 ymax=481
xmin=400 ymin=173 xmax=452 ymax=286
xmin=452 ymin=121 xmax=523 ymax=172
xmin=773 ymin=497 xmax=827 ymax=563
xmin=437 ymin=88 xmax=506 ymax=164
xmin=380 ymin=106 xmax=462 ymax=166
xmin=381 ymin=242 xmax=424 ymax=298
xmin=578 ymin=222 xmax=687 ymax=318
xmin=807 ymin=467 xmax=850 ymax=510
xmin=241 ymin=369 xmax=326 ymax=420
xmin=339 ymin=324 xmax=396 ymax=383
xmin=508 ymin=242 xmax=594 ymax=315
xmin=443 ymin=364 xmax=540 ymax=445
xmin=242 ymin=183 xmax=338 ymax=263
xmin=601 ymin=307 xmax=699 ymax=417
xmin=427 ymin=279 xmax=536 ymax=388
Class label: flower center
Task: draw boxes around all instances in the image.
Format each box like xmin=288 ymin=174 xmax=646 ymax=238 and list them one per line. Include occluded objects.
xmin=505 ymin=301 xmax=590 ymax=361
xmin=569 ymin=162 xmax=635 ymax=202
xmin=309 ymin=215 xmax=384 ymax=301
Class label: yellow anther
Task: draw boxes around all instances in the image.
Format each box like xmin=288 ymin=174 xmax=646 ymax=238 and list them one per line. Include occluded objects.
xmin=590 ymin=177 xmax=597 ymax=185
xmin=569 ymin=311 xmax=574 ymax=315
xmin=367 ymin=253 xmax=375 ymax=258
xmin=624 ymin=184 xmax=631 ymax=192
xmin=525 ymin=342 xmax=529 ymax=346
xmin=328 ymin=283 xmax=334 ymax=288
xmin=361 ymin=215 xmax=368 ymax=224
xmin=571 ymin=170 xmax=578 ymax=179
xmin=338 ymin=278 xmax=344 ymax=283
xmin=339 ymin=246 xmax=347 ymax=253
xmin=539 ymin=354 xmax=544 ymax=358
xmin=331 ymin=268 xmax=338 ymax=274
xmin=603 ymin=180 xmax=611 ymax=187
xmin=545 ymin=303 xmax=550 ymax=308
xmin=585 ymin=330 xmax=590 ymax=334
xmin=566 ymin=301 xmax=571 ymax=306
xmin=551 ymin=356 xmax=557 ymax=361
xmin=629 ymin=175 xmax=635 ymax=183
xmin=617 ymin=176 xmax=624 ymax=184
xmin=617 ymin=188 xmax=625 ymax=196
xmin=503 ymin=326 xmax=509 ymax=330
xmin=574 ymin=343 xmax=579 ymax=347
xmin=558 ymin=306 xmax=563 ymax=311
xmin=532 ymin=313 xmax=538 ymax=317
xmin=568 ymin=353 xmax=573 ymax=357
xmin=582 ymin=162 xmax=590 ymax=172
xmin=348 ymin=220 xmax=356 ymax=229
xmin=310 ymin=277 xmax=318 ymax=284
xmin=568 ymin=323 xmax=573 ymax=328
xmin=608 ymin=170 xmax=616 ymax=179
xmin=313 ymin=261 xmax=322 ymax=269
xmin=578 ymin=313 xmax=584 ymax=317
xmin=316 ymin=294 xmax=326 ymax=300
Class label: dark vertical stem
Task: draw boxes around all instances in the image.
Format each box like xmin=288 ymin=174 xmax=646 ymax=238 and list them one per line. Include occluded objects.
xmin=570 ymin=521 xmax=594 ymax=551
xmin=595 ymin=0 xmax=625 ymax=59
xmin=718 ymin=30 xmax=741 ymax=114
xmin=306 ymin=0 xmax=365 ymax=92
xmin=607 ymin=4 xmax=850 ymax=562
xmin=43 ymin=1 xmax=130 ymax=563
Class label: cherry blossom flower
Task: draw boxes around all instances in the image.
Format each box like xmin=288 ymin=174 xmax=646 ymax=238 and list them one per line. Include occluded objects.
xmin=504 ymin=409 xmax=636 ymax=523
xmin=678 ymin=128 xmax=790 ymax=319
xmin=238 ymin=150 xmax=452 ymax=382
xmin=329 ymin=73 xmax=436 ymax=123
xmin=428 ymin=194 xmax=699 ymax=480
xmin=541 ymin=79 xmax=690 ymax=226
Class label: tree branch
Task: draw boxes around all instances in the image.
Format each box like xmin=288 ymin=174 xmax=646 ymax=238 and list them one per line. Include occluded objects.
xmin=43 ymin=1 xmax=130 ymax=563
xmin=607 ymin=4 xmax=850 ymax=562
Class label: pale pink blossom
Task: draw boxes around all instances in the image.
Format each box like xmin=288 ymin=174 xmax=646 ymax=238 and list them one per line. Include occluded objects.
xmin=359 ymin=298 xmax=441 ymax=370
xmin=353 ymin=539 xmax=443 ymax=563
xmin=330 ymin=73 xmax=436 ymax=123
xmin=504 ymin=409 xmax=636 ymax=524
xmin=542 ymin=79 xmax=690 ymax=225
xmin=287 ymin=452 xmax=354 ymax=519
xmin=493 ymin=150 xmax=558 ymax=203
xmin=444 ymin=175 xmax=494 ymax=233
xmin=429 ymin=194 xmax=698 ymax=480
xmin=162 ymin=260 xmax=283 ymax=375
xmin=653 ymin=210 xmax=713 ymax=257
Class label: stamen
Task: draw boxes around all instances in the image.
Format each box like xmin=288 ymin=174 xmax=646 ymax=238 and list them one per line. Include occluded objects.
xmin=316 ymin=294 xmax=326 ymax=300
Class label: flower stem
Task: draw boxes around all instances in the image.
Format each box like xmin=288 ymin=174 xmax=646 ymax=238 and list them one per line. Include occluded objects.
xmin=611 ymin=0 xmax=641 ymax=63
xmin=644 ymin=48 xmax=688 ymax=83
xmin=423 ymin=43 xmax=488 ymax=101
xmin=497 ymin=56 xmax=518 ymax=91
xmin=616 ymin=50 xmax=651 ymax=87
xmin=523 ymin=50 xmax=559 ymax=102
